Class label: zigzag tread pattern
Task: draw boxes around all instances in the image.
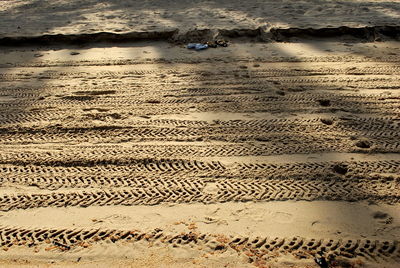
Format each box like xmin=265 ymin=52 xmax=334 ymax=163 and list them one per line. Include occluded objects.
xmin=0 ymin=160 xmax=399 ymax=189
xmin=0 ymin=227 xmax=398 ymax=263
xmin=0 ymin=126 xmax=398 ymax=144
xmin=1 ymin=64 xmax=400 ymax=80
xmin=0 ymin=176 xmax=398 ymax=210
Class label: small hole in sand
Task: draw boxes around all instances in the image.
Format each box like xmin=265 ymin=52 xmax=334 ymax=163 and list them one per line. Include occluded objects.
xmin=355 ymin=140 xmax=371 ymax=149
xmin=320 ymin=118 xmax=334 ymax=125
xmin=318 ymin=99 xmax=331 ymax=107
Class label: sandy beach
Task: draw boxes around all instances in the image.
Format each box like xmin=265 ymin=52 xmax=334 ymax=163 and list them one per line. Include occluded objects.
xmin=0 ymin=1 xmax=399 ymax=267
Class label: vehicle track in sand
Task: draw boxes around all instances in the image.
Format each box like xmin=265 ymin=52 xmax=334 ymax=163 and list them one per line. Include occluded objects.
xmin=0 ymin=227 xmax=398 ymax=263
xmin=0 ymin=43 xmax=399 ymax=266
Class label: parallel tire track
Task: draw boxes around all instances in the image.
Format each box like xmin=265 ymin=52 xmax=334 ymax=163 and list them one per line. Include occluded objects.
xmin=1 ymin=57 xmax=400 ymax=265
xmin=0 ymin=158 xmax=224 ymax=171
xmin=2 ymin=140 xmax=399 ymax=154
xmin=1 ymin=65 xmax=400 ymax=80
xmin=0 ymin=227 xmax=398 ymax=263
xmin=0 ymin=128 xmax=398 ymax=143
xmin=0 ymin=176 xmax=398 ymax=210
xmin=0 ymin=160 xmax=399 ymax=189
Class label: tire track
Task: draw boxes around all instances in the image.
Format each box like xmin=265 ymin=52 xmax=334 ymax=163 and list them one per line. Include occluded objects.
xmin=2 ymin=76 xmax=399 ymax=103
xmin=2 ymin=144 xmax=400 ymax=161
xmin=2 ymin=54 xmax=399 ymax=67
xmin=0 ymin=158 xmax=399 ymax=185
xmin=0 ymin=158 xmax=224 ymax=171
xmin=0 ymin=118 xmax=398 ymax=150
xmin=1 ymin=94 xmax=398 ymax=117
xmin=0 ymin=227 xmax=398 ymax=263
xmin=0 ymin=140 xmax=399 ymax=154
xmin=1 ymin=92 xmax=399 ymax=106
xmin=0 ymin=134 xmax=398 ymax=154
xmin=2 ymin=41 xmax=400 ymax=268
xmin=1 ymin=64 xmax=400 ymax=81
xmin=0 ymin=176 xmax=398 ymax=210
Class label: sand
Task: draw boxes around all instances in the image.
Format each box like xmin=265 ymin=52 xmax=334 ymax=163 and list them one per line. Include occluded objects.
xmin=0 ymin=1 xmax=400 ymax=267
xmin=0 ymin=40 xmax=399 ymax=267
xmin=0 ymin=0 xmax=399 ymax=38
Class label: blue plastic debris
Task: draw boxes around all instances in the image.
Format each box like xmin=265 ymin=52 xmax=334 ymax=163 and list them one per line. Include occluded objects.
xmin=195 ymin=44 xmax=208 ymax=50
xmin=187 ymin=43 xmax=208 ymax=50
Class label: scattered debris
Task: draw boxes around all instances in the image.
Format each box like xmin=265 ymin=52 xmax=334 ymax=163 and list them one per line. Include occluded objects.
xmin=206 ymin=41 xmax=217 ymax=48
xmin=215 ymin=39 xmax=228 ymax=47
xmin=187 ymin=43 xmax=208 ymax=50
xmin=187 ymin=39 xmax=229 ymax=51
